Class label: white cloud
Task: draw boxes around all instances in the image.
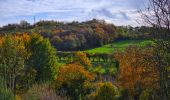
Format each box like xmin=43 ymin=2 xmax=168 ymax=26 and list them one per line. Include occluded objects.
xmin=0 ymin=0 xmax=148 ymax=26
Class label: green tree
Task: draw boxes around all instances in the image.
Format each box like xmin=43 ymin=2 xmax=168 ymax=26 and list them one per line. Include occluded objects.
xmin=28 ymin=34 xmax=58 ymax=81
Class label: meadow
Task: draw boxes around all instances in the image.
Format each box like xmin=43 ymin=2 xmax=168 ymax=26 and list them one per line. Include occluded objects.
xmin=85 ymin=40 xmax=154 ymax=54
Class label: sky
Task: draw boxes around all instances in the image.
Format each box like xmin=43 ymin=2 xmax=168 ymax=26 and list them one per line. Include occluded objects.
xmin=0 ymin=0 xmax=148 ymax=26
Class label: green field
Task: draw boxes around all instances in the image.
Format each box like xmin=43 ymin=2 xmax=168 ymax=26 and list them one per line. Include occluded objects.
xmin=85 ymin=40 xmax=154 ymax=54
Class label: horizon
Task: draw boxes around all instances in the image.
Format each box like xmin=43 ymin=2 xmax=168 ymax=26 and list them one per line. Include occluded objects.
xmin=0 ymin=0 xmax=148 ymax=27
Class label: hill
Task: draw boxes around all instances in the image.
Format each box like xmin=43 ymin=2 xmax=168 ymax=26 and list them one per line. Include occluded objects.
xmin=0 ymin=19 xmax=155 ymax=51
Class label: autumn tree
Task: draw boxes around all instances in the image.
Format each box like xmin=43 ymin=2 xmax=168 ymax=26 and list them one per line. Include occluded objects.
xmin=13 ymin=34 xmax=37 ymax=93
xmin=0 ymin=35 xmax=30 ymax=95
xmin=115 ymin=46 xmax=159 ymax=100
xmin=56 ymin=63 xmax=94 ymax=100
xmin=74 ymin=51 xmax=92 ymax=68
xmin=140 ymin=0 xmax=170 ymax=99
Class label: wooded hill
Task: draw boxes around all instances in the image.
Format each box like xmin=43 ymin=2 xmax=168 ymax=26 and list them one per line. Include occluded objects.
xmin=0 ymin=19 xmax=155 ymax=51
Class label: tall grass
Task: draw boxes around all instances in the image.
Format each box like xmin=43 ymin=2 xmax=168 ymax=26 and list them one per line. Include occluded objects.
xmin=0 ymin=76 xmax=15 ymax=100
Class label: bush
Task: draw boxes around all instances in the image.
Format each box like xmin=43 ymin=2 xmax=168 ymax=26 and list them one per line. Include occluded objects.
xmin=119 ymin=88 xmax=129 ymax=100
xmin=91 ymin=82 xmax=120 ymax=100
xmin=24 ymin=83 xmax=66 ymax=100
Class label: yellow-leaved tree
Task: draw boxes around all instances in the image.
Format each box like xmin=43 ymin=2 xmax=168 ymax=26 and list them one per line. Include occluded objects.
xmin=74 ymin=51 xmax=92 ymax=68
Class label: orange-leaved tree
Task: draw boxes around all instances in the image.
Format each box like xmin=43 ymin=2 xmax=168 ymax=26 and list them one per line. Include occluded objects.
xmin=115 ymin=46 xmax=159 ymax=100
xmin=56 ymin=63 xmax=94 ymax=100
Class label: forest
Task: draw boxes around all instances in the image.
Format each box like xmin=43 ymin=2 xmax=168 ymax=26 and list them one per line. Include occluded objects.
xmin=0 ymin=0 xmax=170 ymax=100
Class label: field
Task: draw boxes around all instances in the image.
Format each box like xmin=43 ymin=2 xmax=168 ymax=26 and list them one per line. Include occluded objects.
xmin=85 ymin=40 xmax=154 ymax=54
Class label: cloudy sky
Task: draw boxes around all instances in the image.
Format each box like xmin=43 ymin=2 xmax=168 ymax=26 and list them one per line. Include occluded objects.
xmin=0 ymin=0 xmax=148 ymax=26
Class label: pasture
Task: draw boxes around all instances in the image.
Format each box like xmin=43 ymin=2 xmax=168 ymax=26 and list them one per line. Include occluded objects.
xmin=85 ymin=40 xmax=154 ymax=54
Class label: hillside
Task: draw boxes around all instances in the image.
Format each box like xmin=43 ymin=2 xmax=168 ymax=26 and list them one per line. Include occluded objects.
xmin=85 ymin=40 xmax=154 ymax=54
xmin=0 ymin=19 xmax=155 ymax=51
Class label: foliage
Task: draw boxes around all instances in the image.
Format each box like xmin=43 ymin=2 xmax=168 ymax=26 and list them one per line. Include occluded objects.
xmin=16 ymin=66 xmax=36 ymax=93
xmin=24 ymin=83 xmax=66 ymax=100
xmin=0 ymin=19 xmax=157 ymax=51
xmin=0 ymin=19 xmax=118 ymax=51
xmin=116 ymin=26 xmax=155 ymax=40
xmin=141 ymin=0 xmax=170 ymax=98
xmin=115 ymin=46 xmax=160 ymax=99
xmin=0 ymin=33 xmax=59 ymax=96
xmin=28 ymin=34 xmax=59 ymax=81
xmin=0 ymin=35 xmax=30 ymax=94
xmin=0 ymin=76 xmax=15 ymax=100
xmin=119 ymin=88 xmax=129 ymax=100
xmin=108 ymin=66 xmax=118 ymax=76
xmin=90 ymin=66 xmax=106 ymax=75
xmin=56 ymin=63 xmax=95 ymax=100
xmin=138 ymin=89 xmax=161 ymax=100
xmin=74 ymin=51 xmax=92 ymax=67
xmin=91 ymin=82 xmax=120 ymax=100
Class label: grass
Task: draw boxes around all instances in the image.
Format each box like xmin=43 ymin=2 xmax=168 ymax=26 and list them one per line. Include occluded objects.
xmin=85 ymin=40 xmax=154 ymax=54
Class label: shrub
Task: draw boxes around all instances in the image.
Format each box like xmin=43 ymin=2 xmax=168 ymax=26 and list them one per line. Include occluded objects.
xmin=119 ymin=88 xmax=129 ymax=100
xmin=24 ymin=83 xmax=66 ymax=100
xmin=91 ymin=82 xmax=120 ymax=100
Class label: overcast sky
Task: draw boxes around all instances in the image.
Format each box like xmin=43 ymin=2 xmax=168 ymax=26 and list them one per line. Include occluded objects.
xmin=0 ymin=0 xmax=148 ymax=26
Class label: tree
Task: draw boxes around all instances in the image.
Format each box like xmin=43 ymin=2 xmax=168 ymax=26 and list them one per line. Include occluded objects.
xmin=115 ymin=46 xmax=159 ymax=100
xmin=28 ymin=34 xmax=59 ymax=81
xmin=20 ymin=20 xmax=30 ymax=28
xmin=16 ymin=66 xmax=36 ymax=93
xmin=55 ymin=63 xmax=94 ymax=100
xmin=140 ymin=0 xmax=170 ymax=99
xmin=0 ymin=35 xmax=29 ymax=95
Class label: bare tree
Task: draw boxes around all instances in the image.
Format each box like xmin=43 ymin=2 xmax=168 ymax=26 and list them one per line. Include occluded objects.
xmin=141 ymin=0 xmax=170 ymax=38
xmin=20 ymin=20 xmax=30 ymax=28
xmin=140 ymin=0 xmax=170 ymax=99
